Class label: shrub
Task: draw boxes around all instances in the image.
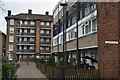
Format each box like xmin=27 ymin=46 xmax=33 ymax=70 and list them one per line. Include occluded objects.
xmin=35 ymin=58 xmax=44 ymax=64
xmin=56 ymin=58 xmax=63 ymax=67
xmin=46 ymin=57 xmax=52 ymax=66
xmin=2 ymin=57 xmax=14 ymax=80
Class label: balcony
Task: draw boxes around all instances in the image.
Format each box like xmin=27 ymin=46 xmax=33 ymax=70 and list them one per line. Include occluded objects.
xmin=21 ymin=32 xmax=35 ymax=35
xmin=40 ymin=41 xmax=51 ymax=45
xmin=17 ymin=49 xmax=35 ymax=53
xmin=40 ymin=34 xmax=51 ymax=37
xmin=16 ymin=41 xmax=35 ymax=45
xmin=40 ymin=50 xmax=51 ymax=53
xmin=40 ymin=44 xmax=51 ymax=47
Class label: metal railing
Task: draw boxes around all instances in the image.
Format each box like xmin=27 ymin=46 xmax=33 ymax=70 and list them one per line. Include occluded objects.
xmin=9 ymin=64 xmax=18 ymax=80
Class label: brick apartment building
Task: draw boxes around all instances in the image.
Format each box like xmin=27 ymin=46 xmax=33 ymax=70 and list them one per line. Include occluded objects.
xmin=5 ymin=10 xmax=53 ymax=61
xmin=51 ymin=0 xmax=120 ymax=78
xmin=0 ymin=31 xmax=6 ymax=56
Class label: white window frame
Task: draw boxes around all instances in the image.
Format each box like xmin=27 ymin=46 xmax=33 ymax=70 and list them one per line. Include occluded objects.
xmin=24 ymin=29 xmax=27 ymax=33
xmin=24 ymin=38 xmax=27 ymax=41
xmin=30 ymin=38 xmax=34 ymax=41
xmin=10 ymin=27 xmax=14 ymax=33
xmin=24 ymin=46 xmax=27 ymax=50
xmin=46 ymin=22 xmax=50 ymax=26
xmin=9 ymin=36 xmax=14 ymax=42
xmin=40 ymin=30 xmax=44 ymax=34
xmin=9 ymin=45 xmax=13 ymax=51
xmin=30 ymin=29 xmax=35 ymax=33
xmin=40 ymin=38 xmax=44 ymax=42
xmin=9 ymin=54 xmax=13 ymax=60
xmin=30 ymin=46 xmax=34 ymax=50
xmin=10 ymin=19 xmax=14 ymax=25
xmin=30 ymin=21 xmax=35 ymax=25
xmin=46 ymin=47 xmax=49 ymax=50
xmin=41 ymin=22 xmax=44 ymax=26
xmin=24 ymin=21 xmax=28 ymax=25
xmin=46 ymin=30 xmax=49 ymax=34
xmin=46 ymin=38 xmax=49 ymax=42
xmin=40 ymin=47 xmax=44 ymax=50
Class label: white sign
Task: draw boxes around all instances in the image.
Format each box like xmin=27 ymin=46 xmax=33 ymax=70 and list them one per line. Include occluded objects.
xmin=105 ymin=41 xmax=118 ymax=44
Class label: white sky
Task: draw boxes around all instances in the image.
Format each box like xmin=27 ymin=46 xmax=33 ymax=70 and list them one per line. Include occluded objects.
xmin=0 ymin=0 xmax=59 ymax=34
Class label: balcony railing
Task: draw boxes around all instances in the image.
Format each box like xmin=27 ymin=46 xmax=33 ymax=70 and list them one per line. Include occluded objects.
xmin=17 ymin=41 xmax=35 ymax=44
xmin=40 ymin=34 xmax=51 ymax=37
xmin=40 ymin=50 xmax=51 ymax=53
xmin=17 ymin=49 xmax=35 ymax=52
xmin=40 ymin=41 xmax=51 ymax=44
xmin=21 ymin=33 xmax=35 ymax=35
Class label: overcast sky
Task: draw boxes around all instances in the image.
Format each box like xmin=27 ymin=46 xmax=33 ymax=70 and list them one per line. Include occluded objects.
xmin=0 ymin=0 xmax=58 ymax=34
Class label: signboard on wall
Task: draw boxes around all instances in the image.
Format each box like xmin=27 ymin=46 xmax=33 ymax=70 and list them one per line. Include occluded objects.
xmin=105 ymin=41 xmax=118 ymax=44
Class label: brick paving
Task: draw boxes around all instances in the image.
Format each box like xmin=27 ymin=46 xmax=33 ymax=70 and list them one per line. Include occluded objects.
xmin=15 ymin=62 xmax=48 ymax=80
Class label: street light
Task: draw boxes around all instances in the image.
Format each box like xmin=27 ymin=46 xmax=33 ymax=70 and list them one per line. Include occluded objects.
xmin=60 ymin=2 xmax=68 ymax=80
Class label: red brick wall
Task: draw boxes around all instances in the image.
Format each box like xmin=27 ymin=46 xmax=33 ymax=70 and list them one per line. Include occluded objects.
xmin=97 ymin=2 xmax=120 ymax=78
xmin=35 ymin=21 xmax=40 ymax=53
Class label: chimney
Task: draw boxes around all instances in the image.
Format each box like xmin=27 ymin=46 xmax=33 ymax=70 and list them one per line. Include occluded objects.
xmin=8 ymin=10 xmax=11 ymax=16
xmin=28 ymin=9 xmax=32 ymax=14
xmin=45 ymin=11 xmax=49 ymax=15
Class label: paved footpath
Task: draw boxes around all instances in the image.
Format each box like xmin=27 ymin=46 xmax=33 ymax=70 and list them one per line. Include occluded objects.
xmin=15 ymin=62 xmax=48 ymax=80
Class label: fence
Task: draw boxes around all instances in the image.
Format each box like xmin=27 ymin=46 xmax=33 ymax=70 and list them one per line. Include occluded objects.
xmin=36 ymin=62 xmax=100 ymax=79
xmin=9 ymin=64 xmax=18 ymax=80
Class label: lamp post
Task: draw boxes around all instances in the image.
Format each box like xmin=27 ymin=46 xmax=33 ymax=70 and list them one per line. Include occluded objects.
xmin=60 ymin=2 xmax=68 ymax=80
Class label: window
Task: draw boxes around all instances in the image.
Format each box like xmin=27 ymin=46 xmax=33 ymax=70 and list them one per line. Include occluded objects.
xmin=10 ymin=27 xmax=14 ymax=33
xmin=53 ymin=38 xmax=58 ymax=46
xmin=46 ymin=22 xmax=50 ymax=26
xmin=30 ymin=46 xmax=34 ymax=50
xmin=46 ymin=38 xmax=49 ymax=42
xmin=81 ymin=25 xmax=85 ymax=35
xmin=68 ymin=31 xmax=72 ymax=40
xmin=24 ymin=38 xmax=27 ymax=41
xmin=92 ymin=18 xmax=97 ymax=31
xmin=20 ymin=46 xmax=22 ymax=50
xmin=51 ymin=22 xmax=53 ymax=26
xmin=40 ymin=30 xmax=44 ymax=34
xmin=41 ymin=22 xmax=44 ymax=26
xmin=10 ymin=19 xmax=14 ymax=25
xmin=30 ymin=29 xmax=35 ymax=33
xmin=24 ymin=46 xmax=27 ymax=50
xmin=24 ymin=21 xmax=28 ymax=25
xmin=24 ymin=29 xmax=27 ymax=33
xmin=9 ymin=45 xmax=13 ymax=51
xmin=9 ymin=36 xmax=14 ymax=42
xmin=20 ymin=38 xmax=22 ymax=41
xmin=85 ymin=22 xmax=89 ymax=34
xmin=9 ymin=54 xmax=13 ymax=60
xmin=53 ymin=8 xmax=58 ymax=18
xmin=46 ymin=47 xmax=49 ymax=50
xmin=30 ymin=21 xmax=35 ymax=25
xmin=46 ymin=30 xmax=49 ymax=34
xmin=40 ymin=47 xmax=44 ymax=50
xmin=72 ymin=16 xmax=76 ymax=25
xmin=30 ymin=38 xmax=34 ymax=41
xmin=72 ymin=28 xmax=77 ymax=39
xmin=68 ymin=19 xmax=70 ymax=27
xmin=20 ymin=29 xmax=22 ymax=33
xmin=60 ymin=35 xmax=63 ymax=44
xmin=40 ymin=38 xmax=44 ymax=42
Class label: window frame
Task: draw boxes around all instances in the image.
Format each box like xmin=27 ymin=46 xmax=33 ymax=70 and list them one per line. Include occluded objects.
xmin=10 ymin=19 xmax=14 ymax=25
xmin=9 ymin=36 xmax=14 ymax=42
xmin=9 ymin=45 xmax=13 ymax=51
xmin=10 ymin=27 xmax=14 ymax=33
